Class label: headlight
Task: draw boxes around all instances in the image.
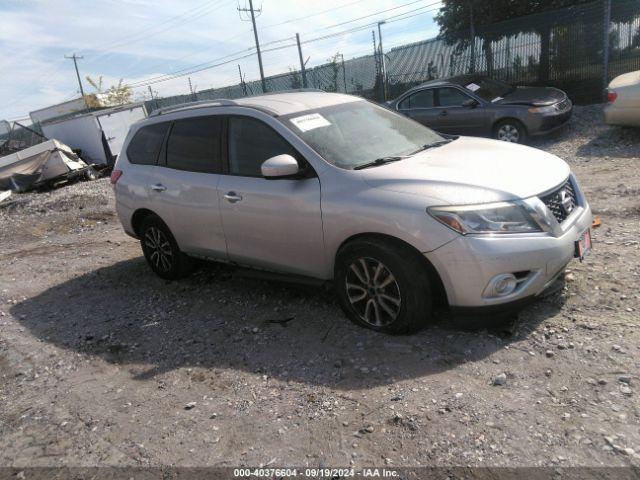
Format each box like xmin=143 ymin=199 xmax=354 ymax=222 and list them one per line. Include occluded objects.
xmin=528 ymin=105 xmax=556 ymax=114
xmin=428 ymin=201 xmax=542 ymax=234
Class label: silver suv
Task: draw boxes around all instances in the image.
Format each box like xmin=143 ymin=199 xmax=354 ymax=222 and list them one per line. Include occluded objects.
xmin=112 ymin=92 xmax=592 ymax=334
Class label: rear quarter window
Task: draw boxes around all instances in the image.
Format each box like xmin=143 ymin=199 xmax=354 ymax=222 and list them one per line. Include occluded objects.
xmin=126 ymin=123 xmax=170 ymax=165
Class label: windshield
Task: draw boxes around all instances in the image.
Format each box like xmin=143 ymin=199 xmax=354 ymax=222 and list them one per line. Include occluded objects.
xmin=280 ymin=100 xmax=445 ymax=170
xmin=457 ymin=77 xmax=515 ymax=102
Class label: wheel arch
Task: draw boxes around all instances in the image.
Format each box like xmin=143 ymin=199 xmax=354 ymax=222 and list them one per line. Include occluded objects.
xmin=335 ymin=232 xmax=449 ymax=307
xmin=493 ymin=116 xmax=528 ymax=135
xmin=131 ymin=208 xmax=161 ymax=237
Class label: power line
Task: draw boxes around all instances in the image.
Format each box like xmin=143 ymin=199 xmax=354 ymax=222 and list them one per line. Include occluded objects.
xmin=122 ymin=27 xmax=254 ymax=80
xmin=260 ymin=0 xmax=367 ymax=29
xmin=299 ymin=4 xmax=442 ymax=45
xmin=78 ymin=0 xmax=229 ymax=58
xmin=310 ymin=0 xmax=441 ymax=33
xmin=125 ymin=2 xmax=442 ymax=90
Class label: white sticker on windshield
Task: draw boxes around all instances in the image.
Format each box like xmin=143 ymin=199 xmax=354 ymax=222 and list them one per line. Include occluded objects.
xmin=491 ymin=96 xmax=504 ymax=102
xmin=466 ymin=83 xmax=481 ymax=92
xmin=289 ymin=113 xmax=331 ymax=132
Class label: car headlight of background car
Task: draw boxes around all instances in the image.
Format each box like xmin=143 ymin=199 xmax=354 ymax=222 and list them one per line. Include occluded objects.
xmin=428 ymin=201 xmax=543 ymax=234
xmin=528 ymin=105 xmax=557 ymax=114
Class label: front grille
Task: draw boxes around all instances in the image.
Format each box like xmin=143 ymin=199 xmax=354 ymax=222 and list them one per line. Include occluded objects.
xmin=540 ymin=179 xmax=578 ymax=224
xmin=556 ymin=99 xmax=570 ymax=111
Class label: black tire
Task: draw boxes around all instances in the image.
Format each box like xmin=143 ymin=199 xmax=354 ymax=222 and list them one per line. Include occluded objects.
xmin=494 ymin=119 xmax=527 ymax=144
xmin=335 ymin=239 xmax=432 ymax=334
xmin=139 ymin=214 xmax=192 ymax=280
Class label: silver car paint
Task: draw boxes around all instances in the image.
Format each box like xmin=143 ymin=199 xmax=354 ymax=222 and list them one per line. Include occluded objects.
xmin=114 ymin=92 xmax=591 ymax=309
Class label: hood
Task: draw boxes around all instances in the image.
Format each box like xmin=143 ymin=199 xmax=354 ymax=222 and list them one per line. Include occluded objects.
xmin=361 ymin=137 xmax=570 ymax=205
xmin=496 ymin=86 xmax=566 ymax=106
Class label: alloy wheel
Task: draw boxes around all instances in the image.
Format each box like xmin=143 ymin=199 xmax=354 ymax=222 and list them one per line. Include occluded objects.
xmin=497 ymin=124 xmax=520 ymax=142
xmin=144 ymin=226 xmax=174 ymax=273
xmin=345 ymin=257 xmax=402 ymax=327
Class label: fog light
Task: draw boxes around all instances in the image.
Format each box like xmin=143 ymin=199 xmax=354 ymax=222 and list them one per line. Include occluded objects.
xmin=484 ymin=273 xmax=518 ymax=298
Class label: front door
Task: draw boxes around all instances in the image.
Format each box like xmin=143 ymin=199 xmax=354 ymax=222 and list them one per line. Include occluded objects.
xmin=218 ymin=115 xmax=325 ymax=278
xmin=435 ymin=87 xmax=486 ymax=135
xmin=397 ymin=88 xmax=449 ymax=132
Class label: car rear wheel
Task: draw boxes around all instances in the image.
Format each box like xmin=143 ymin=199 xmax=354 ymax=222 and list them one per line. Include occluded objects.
xmin=494 ymin=119 xmax=527 ymax=144
xmin=335 ymin=239 xmax=432 ymax=334
xmin=140 ymin=215 xmax=192 ymax=280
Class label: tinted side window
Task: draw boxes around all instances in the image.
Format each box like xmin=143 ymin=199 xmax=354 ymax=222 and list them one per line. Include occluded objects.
xmin=166 ymin=116 xmax=222 ymax=173
xmin=438 ymin=88 xmax=469 ymax=107
xmin=126 ymin=123 xmax=169 ymax=165
xmin=228 ymin=117 xmax=297 ymax=177
xmin=399 ymin=89 xmax=434 ymax=109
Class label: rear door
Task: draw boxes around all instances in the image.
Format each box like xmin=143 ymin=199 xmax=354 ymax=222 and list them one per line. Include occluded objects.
xmin=435 ymin=87 xmax=486 ymax=135
xmin=152 ymin=115 xmax=227 ymax=258
xmin=217 ymin=115 xmax=324 ymax=278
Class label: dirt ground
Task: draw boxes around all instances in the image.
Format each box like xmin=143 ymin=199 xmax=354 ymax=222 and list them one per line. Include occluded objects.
xmin=1 ymin=105 xmax=639 ymax=470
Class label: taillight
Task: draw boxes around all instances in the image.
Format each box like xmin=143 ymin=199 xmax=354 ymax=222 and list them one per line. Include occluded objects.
xmin=110 ymin=169 xmax=123 ymax=185
xmin=607 ymin=90 xmax=617 ymax=103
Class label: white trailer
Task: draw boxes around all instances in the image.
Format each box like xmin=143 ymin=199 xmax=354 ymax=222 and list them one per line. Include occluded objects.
xmin=40 ymin=104 xmax=146 ymax=166
xmin=29 ymin=97 xmax=89 ymax=124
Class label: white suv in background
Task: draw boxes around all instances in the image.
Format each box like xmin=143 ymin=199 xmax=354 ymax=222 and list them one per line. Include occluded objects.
xmin=112 ymin=92 xmax=592 ymax=334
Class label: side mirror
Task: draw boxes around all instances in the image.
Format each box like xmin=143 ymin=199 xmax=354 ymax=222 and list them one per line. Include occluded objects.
xmin=463 ymin=98 xmax=479 ymax=108
xmin=261 ymin=154 xmax=300 ymax=179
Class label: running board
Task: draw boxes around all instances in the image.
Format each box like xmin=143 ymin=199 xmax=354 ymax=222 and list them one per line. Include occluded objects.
xmin=234 ymin=267 xmax=327 ymax=287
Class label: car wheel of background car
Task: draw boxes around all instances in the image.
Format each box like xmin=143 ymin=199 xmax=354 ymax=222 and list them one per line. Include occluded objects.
xmin=140 ymin=214 xmax=192 ymax=280
xmin=494 ymin=119 xmax=527 ymax=144
xmin=335 ymin=238 xmax=432 ymax=334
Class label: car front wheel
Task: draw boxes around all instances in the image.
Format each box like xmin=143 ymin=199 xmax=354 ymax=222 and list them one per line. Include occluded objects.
xmin=494 ymin=119 xmax=527 ymax=143
xmin=335 ymin=239 xmax=432 ymax=334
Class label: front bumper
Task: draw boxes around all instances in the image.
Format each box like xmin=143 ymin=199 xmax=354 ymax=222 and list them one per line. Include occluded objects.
xmin=425 ymin=202 xmax=592 ymax=308
xmin=528 ymin=107 xmax=573 ymax=136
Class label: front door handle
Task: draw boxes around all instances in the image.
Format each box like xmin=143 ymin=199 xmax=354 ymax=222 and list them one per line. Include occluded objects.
xmin=439 ymin=110 xmax=448 ymax=116
xmin=224 ymin=191 xmax=243 ymax=203
xmin=150 ymin=183 xmax=166 ymax=192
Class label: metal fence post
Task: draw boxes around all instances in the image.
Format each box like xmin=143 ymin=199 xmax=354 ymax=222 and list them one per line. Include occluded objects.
xmin=602 ymin=0 xmax=612 ymax=100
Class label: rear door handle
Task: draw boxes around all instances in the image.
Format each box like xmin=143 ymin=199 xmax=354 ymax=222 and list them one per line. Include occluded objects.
xmin=224 ymin=191 xmax=243 ymax=203
xmin=439 ymin=110 xmax=448 ymax=116
xmin=150 ymin=183 xmax=166 ymax=192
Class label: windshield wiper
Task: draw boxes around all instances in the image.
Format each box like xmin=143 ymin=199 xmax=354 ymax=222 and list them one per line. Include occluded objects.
xmin=353 ymin=156 xmax=405 ymax=170
xmin=409 ymin=139 xmax=454 ymax=155
xmin=354 ymin=138 xmax=456 ymax=170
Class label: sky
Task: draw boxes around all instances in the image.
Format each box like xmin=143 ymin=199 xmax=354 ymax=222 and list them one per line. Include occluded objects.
xmin=0 ymin=0 xmax=442 ymax=121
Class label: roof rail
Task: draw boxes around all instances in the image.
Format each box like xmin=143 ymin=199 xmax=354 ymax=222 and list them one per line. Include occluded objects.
xmin=149 ymin=99 xmax=238 ymax=117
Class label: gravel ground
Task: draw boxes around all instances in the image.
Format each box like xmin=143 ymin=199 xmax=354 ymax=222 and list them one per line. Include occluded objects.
xmin=0 ymin=105 xmax=639 ymax=469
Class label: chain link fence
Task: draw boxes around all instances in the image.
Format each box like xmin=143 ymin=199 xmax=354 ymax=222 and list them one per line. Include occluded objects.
xmin=145 ymin=0 xmax=640 ymax=114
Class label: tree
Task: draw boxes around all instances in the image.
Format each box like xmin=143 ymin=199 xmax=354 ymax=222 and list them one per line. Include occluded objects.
xmin=435 ymin=0 xmax=595 ymax=81
xmin=326 ymin=52 xmax=342 ymax=93
xmin=288 ymin=67 xmax=303 ymax=89
xmin=86 ymin=75 xmax=133 ymax=106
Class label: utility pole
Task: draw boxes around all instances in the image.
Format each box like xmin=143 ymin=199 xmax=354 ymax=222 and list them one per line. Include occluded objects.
xmin=295 ymin=33 xmax=308 ymax=89
xmin=372 ymin=30 xmax=382 ymax=101
xmin=603 ymin=0 xmax=612 ymax=101
xmin=469 ymin=2 xmax=476 ymax=74
xmin=238 ymin=64 xmax=248 ymax=95
xmin=65 ymin=53 xmax=88 ymax=108
xmin=188 ymin=77 xmax=196 ymax=100
xmin=377 ymin=21 xmax=388 ymax=101
xmin=337 ymin=53 xmax=347 ymax=93
xmin=238 ymin=0 xmax=266 ymax=93
xmin=147 ymin=85 xmax=154 ymax=101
